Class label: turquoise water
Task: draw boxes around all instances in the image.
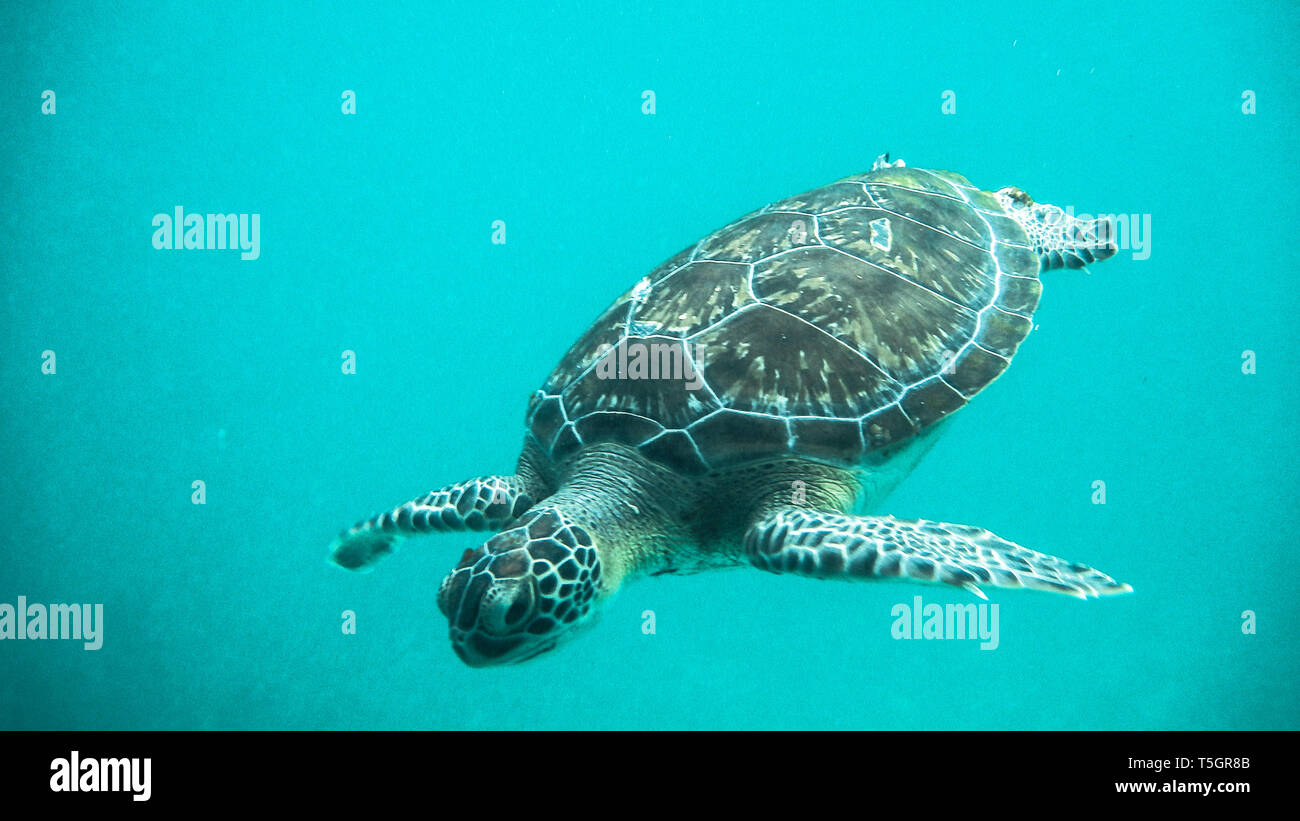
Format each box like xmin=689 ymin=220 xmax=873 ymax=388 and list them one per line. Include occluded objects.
xmin=2 ymin=1 xmax=1296 ymax=729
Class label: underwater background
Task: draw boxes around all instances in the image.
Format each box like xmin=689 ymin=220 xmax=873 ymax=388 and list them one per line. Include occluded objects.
xmin=2 ymin=0 xmax=1296 ymax=730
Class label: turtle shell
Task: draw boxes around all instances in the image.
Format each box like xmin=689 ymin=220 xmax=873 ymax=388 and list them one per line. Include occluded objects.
xmin=526 ymin=165 xmax=1042 ymax=475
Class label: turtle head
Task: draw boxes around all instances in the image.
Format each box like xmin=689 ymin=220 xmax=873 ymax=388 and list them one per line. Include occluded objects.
xmin=437 ymin=508 xmax=604 ymax=666
xmin=996 ymin=186 xmax=1118 ymax=270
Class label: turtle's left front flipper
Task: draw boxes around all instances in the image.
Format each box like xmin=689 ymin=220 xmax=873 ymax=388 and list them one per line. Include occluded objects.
xmin=330 ymin=476 xmax=536 ymax=572
xmin=743 ymin=509 xmax=1131 ymax=599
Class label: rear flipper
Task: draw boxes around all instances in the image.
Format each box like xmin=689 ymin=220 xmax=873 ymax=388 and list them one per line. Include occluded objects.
xmin=997 ymin=186 xmax=1118 ymax=270
xmin=744 ymin=508 xmax=1131 ymax=599
xmin=330 ymin=475 xmax=535 ymax=571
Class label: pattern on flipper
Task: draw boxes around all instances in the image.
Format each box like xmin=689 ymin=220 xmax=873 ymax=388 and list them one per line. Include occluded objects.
xmin=744 ymin=509 xmax=1132 ymax=599
xmin=330 ymin=475 xmax=537 ymax=571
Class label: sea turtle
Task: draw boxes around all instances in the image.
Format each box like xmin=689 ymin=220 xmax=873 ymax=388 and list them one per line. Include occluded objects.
xmin=330 ymin=154 xmax=1131 ymax=666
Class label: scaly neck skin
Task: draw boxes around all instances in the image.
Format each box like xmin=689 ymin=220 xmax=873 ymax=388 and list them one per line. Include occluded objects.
xmin=536 ymin=444 xmax=694 ymax=590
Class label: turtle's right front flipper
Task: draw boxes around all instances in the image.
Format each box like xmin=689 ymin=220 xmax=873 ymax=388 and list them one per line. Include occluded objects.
xmin=743 ymin=509 xmax=1132 ymax=599
xmin=330 ymin=476 xmax=536 ymax=571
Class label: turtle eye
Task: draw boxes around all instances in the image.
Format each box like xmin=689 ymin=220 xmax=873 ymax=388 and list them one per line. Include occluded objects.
xmin=477 ymin=577 xmax=536 ymax=635
xmin=996 ymin=186 xmax=1034 ymax=209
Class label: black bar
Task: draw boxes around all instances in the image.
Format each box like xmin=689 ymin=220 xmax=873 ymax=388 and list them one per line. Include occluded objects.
xmin=0 ymin=730 xmax=1283 ymax=807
